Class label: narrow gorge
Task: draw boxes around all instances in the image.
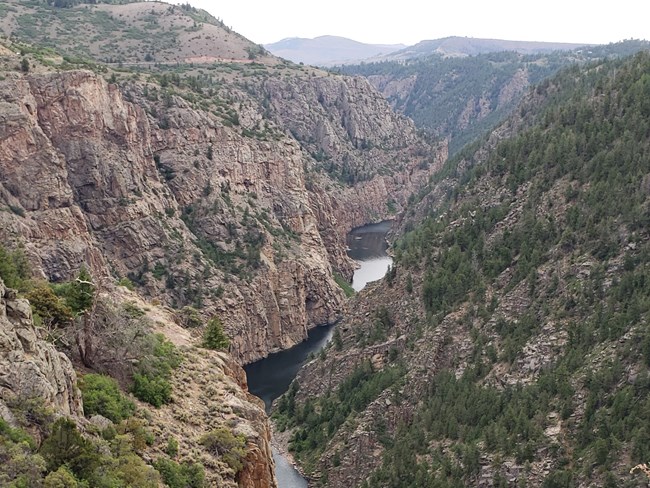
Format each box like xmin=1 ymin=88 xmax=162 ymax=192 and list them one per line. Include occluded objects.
xmin=2 ymin=2 xmax=649 ymax=488
xmin=245 ymin=222 xmax=394 ymax=487
xmin=0 ymin=3 xmax=444 ymax=485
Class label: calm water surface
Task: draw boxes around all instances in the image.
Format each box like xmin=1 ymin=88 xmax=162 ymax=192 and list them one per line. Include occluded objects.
xmin=347 ymin=221 xmax=394 ymax=291
xmin=244 ymin=325 xmax=335 ymax=488
xmin=244 ymin=221 xmax=392 ymax=487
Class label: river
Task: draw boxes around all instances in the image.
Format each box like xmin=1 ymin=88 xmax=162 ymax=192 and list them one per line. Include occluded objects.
xmin=244 ymin=221 xmax=393 ymax=487
xmin=346 ymin=220 xmax=394 ymax=292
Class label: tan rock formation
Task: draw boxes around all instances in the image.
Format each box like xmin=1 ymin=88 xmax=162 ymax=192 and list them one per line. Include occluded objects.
xmin=0 ymin=279 xmax=83 ymax=417
xmin=0 ymin=65 xmax=443 ymax=363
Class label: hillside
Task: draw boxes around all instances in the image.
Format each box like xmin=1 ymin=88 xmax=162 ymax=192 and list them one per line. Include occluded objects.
xmin=0 ymin=0 xmax=275 ymax=65
xmin=0 ymin=2 xmax=446 ymax=487
xmin=264 ymin=36 xmax=405 ymax=66
xmin=338 ymin=40 xmax=650 ymax=155
xmin=382 ymin=36 xmax=591 ymax=60
xmin=277 ymin=52 xmax=650 ymax=487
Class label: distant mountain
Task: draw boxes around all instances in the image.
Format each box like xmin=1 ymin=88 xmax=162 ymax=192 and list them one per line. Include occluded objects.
xmin=381 ymin=36 xmax=592 ymax=60
xmin=264 ymin=35 xmax=406 ymax=66
xmin=339 ymin=40 xmax=650 ymax=154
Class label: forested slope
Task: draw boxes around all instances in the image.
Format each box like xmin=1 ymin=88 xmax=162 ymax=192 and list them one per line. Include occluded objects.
xmin=339 ymin=40 xmax=650 ymax=154
xmin=282 ymin=51 xmax=650 ymax=487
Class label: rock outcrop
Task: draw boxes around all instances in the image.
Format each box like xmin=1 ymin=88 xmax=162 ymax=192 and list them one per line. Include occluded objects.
xmin=0 ymin=278 xmax=83 ymax=417
xmin=0 ymin=68 xmax=340 ymax=363
xmin=0 ymin=59 xmax=443 ymax=362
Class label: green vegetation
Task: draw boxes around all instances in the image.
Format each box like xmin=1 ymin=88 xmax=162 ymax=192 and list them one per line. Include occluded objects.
xmin=333 ymin=272 xmax=355 ymax=297
xmin=202 ymin=316 xmax=230 ymax=350
xmin=40 ymin=417 xmax=159 ymax=487
xmin=26 ymin=284 xmax=74 ymax=329
xmin=132 ymin=334 xmax=181 ymax=407
xmin=178 ymin=306 xmax=202 ymax=328
xmin=271 ymin=51 xmax=650 ymax=486
xmin=153 ymin=458 xmax=205 ymax=488
xmin=338 ymin=40 xmax=650 ymax=155
xmin=180 ymin=204 xmax=265 ymax=279
xmin=50 ymin=266 xmax=95 ymax=315
xmin=199 ymin=427 xmax=247 ymax=473
xmin=360 ymin=51 xmax=650 ymax=486
xmin=275 ymin=360 xmax=405 ymax=473
xmin=0 ymin=410 xmax=160 ymax=487
xmin=0 ymin=243 xmax=31 ymax=289
xmin=79 ymin=374 xmax=135 ymax=423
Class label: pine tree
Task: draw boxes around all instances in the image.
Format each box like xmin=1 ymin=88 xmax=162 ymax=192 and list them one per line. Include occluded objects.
xmin=202 ymin=316 xmax=229 ymax=350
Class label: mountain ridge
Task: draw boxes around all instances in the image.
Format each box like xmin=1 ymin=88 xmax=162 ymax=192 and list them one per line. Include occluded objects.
xmin=381 ymin=35 xmax=594 ymax=60
xmin=264 ymin=35 xmax=405 ymax=66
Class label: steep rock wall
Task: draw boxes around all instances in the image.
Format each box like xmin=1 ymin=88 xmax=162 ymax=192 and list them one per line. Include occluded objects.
xmin=0 ymin=279 xmax=83 ymax=418
xmin=0 ymin=70 xmax=344 ymax=363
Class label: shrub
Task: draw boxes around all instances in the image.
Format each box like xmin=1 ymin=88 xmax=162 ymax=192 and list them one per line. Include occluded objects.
xmin=26 ymin=284 xmax=73 ymax=329
xmin=39 ymin=418 xmax=98 ymax=476
xmin=132 ymin=373 xmax=172 ymax=408
xmin=79 ymin=374 xmax=135 ymax=423
xmin=0 ymin=243 xmax=30 ymax=289
xmin=153 ymin=458 xmax=205 ymax=488
xmin=44 ymin=466 xmax=79 ymax=487
xmin=131 ymin=334 xmax=181 ymax=407
xmin=199 ymin=427 xmax=247 ymax=473
xmin=153 ymin=458 xmax=183 ymax=488
xmin=165 ymin=437 xmax=179 ymax=458
xmin=202 ymin=317 xmax=229 ymax=350
xmin=52 ymin=267 xmax=95 ymax=315
xmin=117 ymin=418 xmax=155 ymax=453
xmin=117 ymin=277 xmax=135 ymax=291
xmin=178 ymin=306 xmax=202 ymax=328
xmin=0 ymin=418 xmax=46 ymax=486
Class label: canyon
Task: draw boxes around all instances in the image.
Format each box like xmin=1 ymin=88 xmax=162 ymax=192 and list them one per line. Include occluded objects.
xmin=0 ymin=2 xmax=443 ymax=485
xmin=1 ymin=2 xmax=649 ymax=488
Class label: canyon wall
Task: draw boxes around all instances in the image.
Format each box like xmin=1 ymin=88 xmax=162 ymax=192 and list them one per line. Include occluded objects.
xmin=0 ymin=66 xmax=443 ymax=363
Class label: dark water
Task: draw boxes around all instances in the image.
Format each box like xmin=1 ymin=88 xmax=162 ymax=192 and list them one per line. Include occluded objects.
xmin=244 ymin=324 xmax=334 ymax=488
xmin=244 ymin=221 xmax=392 ymax=487
xmin=244 ymin=324 xmax=335 ymax=413
xmin=347 ymin=221 xmax=394 ymax=291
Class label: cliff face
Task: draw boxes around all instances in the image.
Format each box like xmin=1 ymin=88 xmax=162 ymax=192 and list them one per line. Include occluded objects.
xmin=0 ymin=69 xmax=334 ymax=363
xmin=261 ymin=74 xmax=447 ymax=273
xmin=0 ymin=279 xmax=83 ymax=418
xmin=0 ymin=62 xmax=443 ymax=363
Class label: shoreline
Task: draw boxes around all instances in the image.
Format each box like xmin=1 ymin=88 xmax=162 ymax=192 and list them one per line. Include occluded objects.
xmin=271 ymin=421 xmax=311 ymax=482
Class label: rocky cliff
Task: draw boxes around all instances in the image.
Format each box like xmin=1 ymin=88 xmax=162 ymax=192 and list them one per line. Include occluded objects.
xmin=0 ymin=278 xmax=82 ymax=418
xmin=261 ymin=74 xmax=446 ymax=240
xmin=0 ymin=39 xmax=443 ymax=363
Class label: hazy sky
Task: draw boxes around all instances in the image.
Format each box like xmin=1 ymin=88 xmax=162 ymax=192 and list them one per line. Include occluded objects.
xmin=183 ymin=0 xmax=649 ymax=46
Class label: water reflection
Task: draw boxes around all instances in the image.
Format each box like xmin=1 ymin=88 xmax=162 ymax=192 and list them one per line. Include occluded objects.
xmin=347 ymin=221 xmax=394 ymax=291
xmin=244 ymin=324 xmax=335 ymax=414
xmin=244 ymin=325 xmax=334 ymax=488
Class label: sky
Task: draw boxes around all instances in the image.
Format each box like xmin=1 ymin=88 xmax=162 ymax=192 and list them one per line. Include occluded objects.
xmin=183 ymin=0 xmax=650 ymax=46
